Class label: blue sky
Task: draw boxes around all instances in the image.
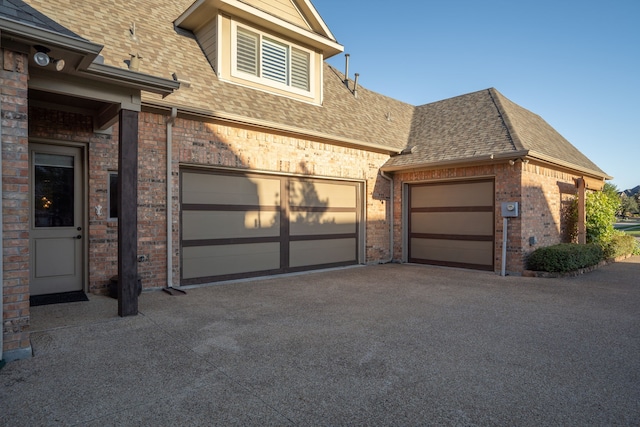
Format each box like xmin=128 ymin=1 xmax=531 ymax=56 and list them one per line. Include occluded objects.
xmin=313 ymin=0 xmax=639 ymax=191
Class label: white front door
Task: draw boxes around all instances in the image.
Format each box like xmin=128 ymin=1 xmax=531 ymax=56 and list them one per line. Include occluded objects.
xmin=29 ymin=144 xmax=84 ymax=296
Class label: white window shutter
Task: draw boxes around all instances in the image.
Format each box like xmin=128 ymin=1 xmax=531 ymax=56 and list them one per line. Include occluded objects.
xmin=237 ymin=28 xmax=258 ymax=75
xmin=262 ymin=38 xmax=288 ymax=84
xmin=291 ymin=48 xmax=310 ymax=91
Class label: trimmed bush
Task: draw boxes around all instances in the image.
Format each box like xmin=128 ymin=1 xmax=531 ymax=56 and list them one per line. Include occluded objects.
xmin=601 ymin=233 xmax=638 ymax=259
xmin=527 ymin=243 xmax=603 ymax=273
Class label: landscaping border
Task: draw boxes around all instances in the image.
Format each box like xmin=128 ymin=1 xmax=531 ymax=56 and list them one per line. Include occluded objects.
xmin=523 ymin=254 xmax=633 ymax=278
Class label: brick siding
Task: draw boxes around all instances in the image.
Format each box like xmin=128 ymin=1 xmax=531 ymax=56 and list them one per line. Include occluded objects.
xmin=2 ymin=49 xmax=30 ymax=355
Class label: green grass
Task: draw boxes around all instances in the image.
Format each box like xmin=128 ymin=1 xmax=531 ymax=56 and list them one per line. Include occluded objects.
xmin=613 ymin=222 xmax=640 ymax=238
xmin=614 ymin=224 xmax=640 ymax=232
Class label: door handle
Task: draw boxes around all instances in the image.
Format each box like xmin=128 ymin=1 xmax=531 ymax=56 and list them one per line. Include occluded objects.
xmin=75 ymin=235 xmax=82 ymax=239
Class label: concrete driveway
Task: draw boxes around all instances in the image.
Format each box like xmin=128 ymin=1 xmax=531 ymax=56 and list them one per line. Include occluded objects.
xmin=2 ymin=259 xmax=640 ymax=426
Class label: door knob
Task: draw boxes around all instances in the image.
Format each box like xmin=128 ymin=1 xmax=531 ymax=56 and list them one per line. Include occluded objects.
xmin=76 ymin=235 xmax=82 ymax=239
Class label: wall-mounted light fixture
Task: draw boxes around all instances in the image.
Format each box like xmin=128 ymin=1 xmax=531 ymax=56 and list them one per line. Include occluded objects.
xmin=509 ymin=158 xmax=529 ymax=166
xmin=33 ymin=45 xmax=65 ymax=71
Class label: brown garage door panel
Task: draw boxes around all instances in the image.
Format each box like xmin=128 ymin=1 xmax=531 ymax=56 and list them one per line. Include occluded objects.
xmin=410 ymin=211 xmax=493 ymax=236
xmin=182 ymin=210 xmax=280 ymax=240
xmin=289 ymin=238 xmax=357 ymax=269
xmin=410 ymin=238 xmax=494 ymax=269
xmin=289 ymin=180 xmax=356 ymax=208
xmin=182 ymin=172 xmax=281 ymax=205
xmin=411 ymin=180 xmax=494 ymax=208
xmin=290 ymin=211 xmax=357 ymax=236
xmin=182 ymin=243 xmax=281 ymax=281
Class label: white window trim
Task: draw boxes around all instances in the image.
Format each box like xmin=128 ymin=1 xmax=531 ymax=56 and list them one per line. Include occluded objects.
xmin=231 ymin=21 xmax=315 ymax=98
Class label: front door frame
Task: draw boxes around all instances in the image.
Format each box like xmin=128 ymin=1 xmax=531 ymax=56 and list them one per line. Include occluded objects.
xmin=29 ymin=138 xmax=89 ymax=294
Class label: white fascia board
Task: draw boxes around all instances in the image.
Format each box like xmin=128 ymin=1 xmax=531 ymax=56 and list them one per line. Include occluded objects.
xmin=175 ymin=0 xmax=343 ymax=57
xmin=295 ymin=0 xmax=337 ymax=41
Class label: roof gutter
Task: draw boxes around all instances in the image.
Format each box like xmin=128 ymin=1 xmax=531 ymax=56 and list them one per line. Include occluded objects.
xmin=83 ymin=63 xmax=179 ymax=97
xmin=381 ymin=149 xmax=611 ymax=181
xmin=525 ymin=150 xmax=612 ymax=181
xmin=380 ymin=150 xmax=530 ymax=173
xmin=142 ymin=100 xmax=399 ymax=154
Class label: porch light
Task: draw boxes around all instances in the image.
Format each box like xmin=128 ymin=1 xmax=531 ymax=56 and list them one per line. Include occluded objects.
xmin=33 ymin=46 xmax=65 ymax=71
xmin=33 ymin=49 xmax=50 ymax=66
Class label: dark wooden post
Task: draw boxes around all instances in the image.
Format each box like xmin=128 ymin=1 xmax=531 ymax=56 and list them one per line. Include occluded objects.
xmin=577 ymin=178 xmax=586 ymax=244
xmin=118 ymin=109 xmax=139 ymax=316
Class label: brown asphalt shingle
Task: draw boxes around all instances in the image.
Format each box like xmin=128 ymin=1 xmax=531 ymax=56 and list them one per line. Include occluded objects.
xmin=383 ymin=88 xmax=608 ymax=176
xmin=20 ymin=0 xmax=608 ymax=177
xmin=0 ymin=0 xmax=83 ymax=38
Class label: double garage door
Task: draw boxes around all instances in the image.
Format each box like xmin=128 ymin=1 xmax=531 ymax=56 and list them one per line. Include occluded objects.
xmin=181 ymin=169 xmax=361 ymax=285
xmin=408 ymin=179 xmax=495 ymax=271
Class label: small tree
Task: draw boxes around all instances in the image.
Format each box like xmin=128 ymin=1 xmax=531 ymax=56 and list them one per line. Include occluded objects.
xmin=620 ymin=195 xmax=639 ymax=217
xmin=564 ymin=182 xmax=621 ymax=244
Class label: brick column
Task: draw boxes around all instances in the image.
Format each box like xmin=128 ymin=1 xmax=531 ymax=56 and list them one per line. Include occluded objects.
xmin=1 ymin=48 xmax=31 ymax=361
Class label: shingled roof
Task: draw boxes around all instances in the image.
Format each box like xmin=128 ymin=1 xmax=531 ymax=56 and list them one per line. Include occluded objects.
xmin=0 ymin=0 xmax=83 ymax=39
xmin=20 ymin=0 xmax=608 ymax=178
xmin=383 ymin=88 xmax=609 ymax=178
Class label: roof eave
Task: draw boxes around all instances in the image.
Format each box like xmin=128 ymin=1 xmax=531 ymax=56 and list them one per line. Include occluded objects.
xmin=83 ymin=63 xmax=180 ymax=96
xmin=381 ymin=149 xmax=612 ymax=181
xmin=175 ymin=0 xmax=343 ymax=58
xmin=381 ymin=151 xmax=530 ymax=173
xmin=0 ymin=16 xmax=102 ymax=56
xmin=526 ymin=150 xmax=612 ymax=180
xmin=142 ymin=99 xmax=396 ymax=154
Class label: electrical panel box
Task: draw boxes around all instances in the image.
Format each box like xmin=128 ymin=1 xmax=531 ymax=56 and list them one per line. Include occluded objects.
xmin=501 ymin=201 xmax=519 ymax=217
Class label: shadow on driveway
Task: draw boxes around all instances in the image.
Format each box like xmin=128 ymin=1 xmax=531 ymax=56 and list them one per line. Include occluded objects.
xmin=2 ymin=258 xmax=640 ymax=425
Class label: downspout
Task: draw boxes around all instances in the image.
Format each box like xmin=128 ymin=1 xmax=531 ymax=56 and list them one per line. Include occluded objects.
xmin=379 ymin=171 xmax=394 ymax=263
xmin=166 ymin=108 xmax=177 ymax=288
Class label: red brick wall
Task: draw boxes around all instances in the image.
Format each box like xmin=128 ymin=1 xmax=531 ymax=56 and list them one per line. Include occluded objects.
xmin=520 ymin=161 xmax=579 ymax=263
xmin=137 ymin=113 xmax=170 ymax=288
xmin=2 ymin=49 xmax=30 ymax=356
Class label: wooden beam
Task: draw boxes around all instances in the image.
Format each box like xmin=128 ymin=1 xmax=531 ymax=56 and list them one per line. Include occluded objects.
xmin=118 ymin=109 xmax=139 ymax=316
xmin=584 ymin=176 xmax=605 ymax=191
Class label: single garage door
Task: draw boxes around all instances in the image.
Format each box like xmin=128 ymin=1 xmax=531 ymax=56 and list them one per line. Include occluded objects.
xmin=181 ymin=169 xmax=361 ymax=284
xmin=408 ymin=179 xmax=494 ymax=270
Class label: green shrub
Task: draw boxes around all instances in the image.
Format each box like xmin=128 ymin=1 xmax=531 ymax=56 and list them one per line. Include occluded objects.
xmin=527 ymin=243 xmax=603 ymax=272
xmin=585 ymin=189 xmax=620 ymax=244
xmin=600 ymin=232 xmax=637 ymax=259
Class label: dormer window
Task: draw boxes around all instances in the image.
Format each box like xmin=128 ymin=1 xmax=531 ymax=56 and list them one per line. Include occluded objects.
xmin=232 ymin=23 xmax=313 ymax=97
